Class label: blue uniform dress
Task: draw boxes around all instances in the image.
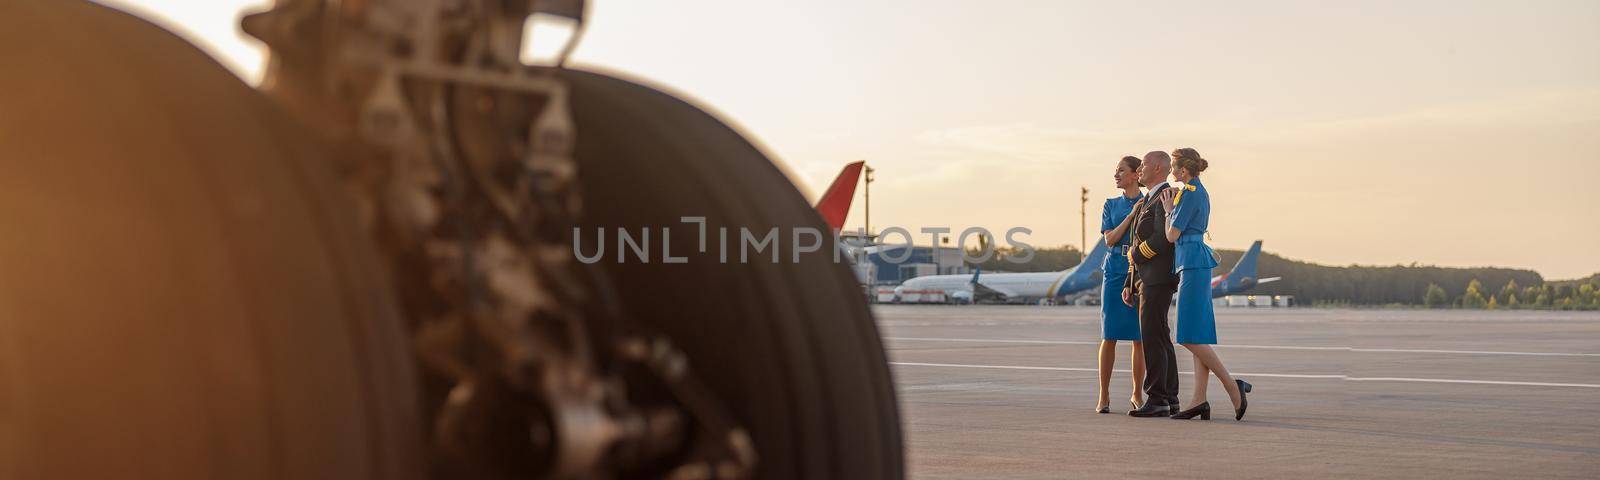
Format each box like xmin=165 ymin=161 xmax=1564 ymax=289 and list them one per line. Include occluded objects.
xmin=1168 ymin=177 xmax=1220 ymax=344
xmin=1098 ymin=194 xmax=1142 ymax=341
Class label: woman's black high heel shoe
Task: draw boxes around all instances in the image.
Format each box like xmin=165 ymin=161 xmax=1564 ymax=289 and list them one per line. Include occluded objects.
xmin=1171 ymin=402 xmax=1210 ymax=420
xmin=1096 ymin=405 xmax=1110 ymax=414
xmin=1234 ymin=379 xmax=1253 ymax=421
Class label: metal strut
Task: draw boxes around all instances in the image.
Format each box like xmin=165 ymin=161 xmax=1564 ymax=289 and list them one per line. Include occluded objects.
xmin=243 ymin=1 xmax=754 ymax=478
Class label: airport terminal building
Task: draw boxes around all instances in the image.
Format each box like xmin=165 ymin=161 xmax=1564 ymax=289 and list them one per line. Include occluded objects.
xmin=862 ymin=244 xmax=969 ymax=285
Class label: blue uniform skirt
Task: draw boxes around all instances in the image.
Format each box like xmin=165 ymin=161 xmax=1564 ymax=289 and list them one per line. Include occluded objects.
xmin=1175 ymin=268 xmax=1217 ymax=344
xmin=1100 ymin=254 xmax=1141 ymax=341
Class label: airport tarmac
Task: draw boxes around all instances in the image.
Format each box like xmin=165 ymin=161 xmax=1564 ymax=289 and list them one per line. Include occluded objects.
xmin=875 ymin=305 xmax=1600 ymax=479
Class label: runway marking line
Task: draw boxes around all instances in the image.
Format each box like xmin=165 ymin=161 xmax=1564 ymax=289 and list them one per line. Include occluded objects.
xmin=888 ymin=362 xmax=1600 ymax=389
xmin=1349 ymin=347 xmax=1600 ymax=357
xmin=885 ymin=337 xmax=1600 ymax=357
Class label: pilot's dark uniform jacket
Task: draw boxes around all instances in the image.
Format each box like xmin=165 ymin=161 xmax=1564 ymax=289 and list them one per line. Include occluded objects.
xmin=1123 ymin=182 xmax=1181 ymax=409
xmin=1127 ymin=186 xmax=1180 ymax=290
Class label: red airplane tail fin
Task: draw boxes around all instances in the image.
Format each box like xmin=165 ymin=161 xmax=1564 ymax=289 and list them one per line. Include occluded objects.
xmin=816 ymin=161 xmax=865 ymax=232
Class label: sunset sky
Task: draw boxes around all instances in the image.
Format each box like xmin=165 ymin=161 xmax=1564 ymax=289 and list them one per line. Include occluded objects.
xmin=99 ymin=0 xmax=1600 ymax=279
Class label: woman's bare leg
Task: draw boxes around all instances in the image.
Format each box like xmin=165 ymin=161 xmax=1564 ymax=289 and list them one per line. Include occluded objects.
xmin=1096 ymin=340 xmax=1116 ymax=409
xmin=1130 ymin=341 xmax=1146 ymax=407
xmin=1181 ymin=343 xmax=1241 ymax=409
xmin=1189 ymin=353 xmax=1210 ymax=407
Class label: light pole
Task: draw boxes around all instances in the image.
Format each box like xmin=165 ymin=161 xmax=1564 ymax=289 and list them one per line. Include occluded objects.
xmin=1080 ymin=186 xmax=1089 ymax=259
xmin=864 ymin=164 xmax=874 ymax=242
xmin=862 ymin=163 xmax=874 ymax=283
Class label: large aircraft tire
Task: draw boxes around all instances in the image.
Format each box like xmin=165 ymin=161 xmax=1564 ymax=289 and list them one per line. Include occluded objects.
xmin=0 ymin=2 xmax=424 ymax=478
xmin=563 ymin=69 xmax=905 ymax=480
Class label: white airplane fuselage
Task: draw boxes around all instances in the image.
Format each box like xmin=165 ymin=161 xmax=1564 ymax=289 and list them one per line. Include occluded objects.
xmin=892 ymin=243 xmax=1109 ymax=302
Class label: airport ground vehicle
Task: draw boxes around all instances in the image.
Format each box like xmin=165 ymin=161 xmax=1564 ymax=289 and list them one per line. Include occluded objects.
xmin=0 ymin=1 xmax=902 ymax=478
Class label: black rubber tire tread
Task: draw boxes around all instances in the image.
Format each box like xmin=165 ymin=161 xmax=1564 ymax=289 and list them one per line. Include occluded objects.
xmin=0 ymin=2 xmax=423 ymax=479
xmin=561 ymin=68 xmax=904 ymax=480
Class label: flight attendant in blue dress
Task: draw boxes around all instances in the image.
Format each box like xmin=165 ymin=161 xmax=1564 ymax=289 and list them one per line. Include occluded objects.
xmin=1093 ymin=156 xmax=1146 ymax=413
xmin=1156 ymin=148 xmax=1254 ymax=421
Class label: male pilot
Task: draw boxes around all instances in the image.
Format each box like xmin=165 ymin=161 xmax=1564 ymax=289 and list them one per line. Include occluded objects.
xmin=1125 ymin=150 xmax=1181 ymax=417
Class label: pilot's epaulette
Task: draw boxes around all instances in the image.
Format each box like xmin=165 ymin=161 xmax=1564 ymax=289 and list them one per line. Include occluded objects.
xmin=1173 ymin=184 xmax=1198 ymax=206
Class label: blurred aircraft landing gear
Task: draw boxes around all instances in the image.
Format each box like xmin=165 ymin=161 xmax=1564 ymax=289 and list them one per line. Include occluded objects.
xmin=0 ymin=1 xmax=902 ymax=479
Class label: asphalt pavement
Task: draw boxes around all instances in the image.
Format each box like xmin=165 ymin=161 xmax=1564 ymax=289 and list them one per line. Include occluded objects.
xmin=876 ymin=305 xmax=1600 ymax=479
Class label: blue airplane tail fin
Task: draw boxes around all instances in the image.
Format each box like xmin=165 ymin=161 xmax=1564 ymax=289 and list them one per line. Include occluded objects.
xmin=1044 ymin=242 xmax=1111 ymax=298
xmin=1069 ymin=242 xmax=1109 ymax=283
xmin=1230 ymin=240 xmax=1263 ymax=284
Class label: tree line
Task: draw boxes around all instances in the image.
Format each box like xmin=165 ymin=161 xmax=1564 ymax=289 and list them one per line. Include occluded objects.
xmin=965 ymin=244 xmax=1598 ymax=310
xmin=1422 ymin=275 xmax=1600 ymax=310
xmin=1221 ymin=250 xmax=1596 ymax=310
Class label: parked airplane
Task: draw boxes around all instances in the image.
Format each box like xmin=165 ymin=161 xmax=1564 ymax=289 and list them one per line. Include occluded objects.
xmin=890 ymin=239 xmax=1278 ymax=304
xmin=1210 ymin=240 xmax=1281 ymax=297
xmin=893 ymin=242 xmax=1110 ymax=303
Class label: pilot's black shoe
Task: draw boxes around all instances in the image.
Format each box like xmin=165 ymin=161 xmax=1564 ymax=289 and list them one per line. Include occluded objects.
xmin=1129 ymin=401 xmax=1173 ymax=417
